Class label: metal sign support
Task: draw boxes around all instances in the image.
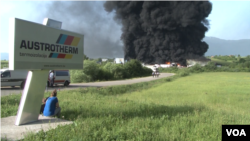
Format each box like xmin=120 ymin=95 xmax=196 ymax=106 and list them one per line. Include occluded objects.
xmin=15 ymin=70 xmax=48 ymax=125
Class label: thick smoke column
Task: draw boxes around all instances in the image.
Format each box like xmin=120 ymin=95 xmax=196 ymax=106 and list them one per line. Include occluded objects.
xmin=44 ymin=1 xmax=124 ymax=59
xmin=104 ymin=1 xmax=212 ymax=65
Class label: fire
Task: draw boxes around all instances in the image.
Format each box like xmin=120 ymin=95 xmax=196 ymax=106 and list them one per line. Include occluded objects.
xmin=166 ymin=62 xmax=170 ymax=64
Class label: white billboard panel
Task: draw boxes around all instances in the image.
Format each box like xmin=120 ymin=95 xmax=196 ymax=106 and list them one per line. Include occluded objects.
xmin=9 ymin=18 xmax=84 ymax=70
xmin=43 ymin=18 xmax=62 ymax=29
xmin=115 ymin=58 xmax=124 ymax=64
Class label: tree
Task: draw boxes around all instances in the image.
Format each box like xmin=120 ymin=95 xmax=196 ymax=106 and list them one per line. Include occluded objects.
xmin=97 ymin=58 xmax=102 ymax=62
xmin=83 ymin=60 xmax=100 ymax=81
xmin=124 ymin=59 xmax=144 ymax=77
xmin=238 ymin=58 xmax=246 ymax=63
xmin=83 ymin=54 xmax=89 ymax=60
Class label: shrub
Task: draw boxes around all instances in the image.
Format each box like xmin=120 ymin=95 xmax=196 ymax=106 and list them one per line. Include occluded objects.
xmin=204 ymin=62 xmax=217 ymax=72
xmin=112 ymin=64 xmax=127 ymax=79
xmin=238 ymin=58 xmax=246 ymax=63
xmin=242 ymin=61 xmax=250 ymax=68
xmin=229 ymin=63 xmax=237 ymax=68
xmin=70 ymin=70 xmax=90 ymax=83
xmin=103 ymin=62 xmax=114 ymax=72
xmin=231 ymin=68 xmax=241 ymax=72
xmin=83 ymin=60 xmax=100 ymax=81
xmin=103 ymin=63 xmax=127 ymax=79
xmin=188 ymin=64 xmax=204 ymax=73
xmin=124 ymin=59 xmax=145 ymax=78
xmin=96 ymin=68 xmax=113 ymax=81
xmin=216 ymin=66 xmax=231 ymax=72
xmin=69 ymin=59 xmax=152 ymax=82
xmin=177 ymin=68 xmax=190 ymax=77
xmin=142 ymin=67 xmax=153 ymax=76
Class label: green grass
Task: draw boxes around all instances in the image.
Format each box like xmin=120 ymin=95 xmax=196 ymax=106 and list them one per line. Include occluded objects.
xmin=1 ymin=94 xmax=21 ymax=117
xmin=1 ymin=72 xmax=250 ymax=141
xmin=1 ymin=60 xmax=8 ymax=69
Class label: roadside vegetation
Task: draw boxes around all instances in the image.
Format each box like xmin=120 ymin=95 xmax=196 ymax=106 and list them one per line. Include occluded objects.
xmin=159 ymin=55 xmax=250 ymax=76
xmin=0 ymin=60 xmax=8 ymax=69
xmin=1 ymin=72 xmax=250 ymax=141
xmin=70 ymin=59 xmax=152 ymax=83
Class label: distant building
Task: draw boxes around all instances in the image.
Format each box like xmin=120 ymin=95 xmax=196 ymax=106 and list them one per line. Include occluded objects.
xmin=102 ymin=59 xmax=108 ymax=62
xmin=186 ymin=58 xmax=211 ymax=67
xmin=114 ymin=58 xmax=125 ymax=64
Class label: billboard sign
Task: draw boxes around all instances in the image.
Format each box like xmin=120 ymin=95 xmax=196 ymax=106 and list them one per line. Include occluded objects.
xmin=9 ymin=18 xmax=84 ymax=70
xmin=115 ymin=58 xmax=124 ymax=64
xmin=43 ymin=18 xmax=62 ymax=29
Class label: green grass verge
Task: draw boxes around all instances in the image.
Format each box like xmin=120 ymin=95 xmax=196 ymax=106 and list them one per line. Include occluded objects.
xmin=1 ymin=72 xmax=250 ymax=140
xmin=1 ymin=60 xmax=8 ymax=69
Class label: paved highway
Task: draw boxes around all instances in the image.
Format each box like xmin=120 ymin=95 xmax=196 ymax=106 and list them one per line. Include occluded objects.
xmin=1 ymin=73 xmax=175 ymax=97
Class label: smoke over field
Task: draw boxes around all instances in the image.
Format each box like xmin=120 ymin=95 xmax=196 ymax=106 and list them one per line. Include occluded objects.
xmin=104 ymin=1 xmax=212 ymax=65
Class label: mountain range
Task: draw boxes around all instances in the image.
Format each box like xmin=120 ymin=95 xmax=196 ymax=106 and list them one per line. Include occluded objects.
xmin=1 ymin=37 xmax=249 ymax=60
xmin=204 ymin=37 xmax=250 ymax=56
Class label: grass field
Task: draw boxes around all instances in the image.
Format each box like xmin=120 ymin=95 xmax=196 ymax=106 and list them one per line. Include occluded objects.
xmin=1 ymin=60 xmax=8 ymax=69
xmin=1 ymin=72 xmax=250 ymax=140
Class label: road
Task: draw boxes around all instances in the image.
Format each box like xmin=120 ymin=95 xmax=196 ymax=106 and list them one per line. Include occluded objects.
xmin=1 ymin=73 xmax=175 ymax=97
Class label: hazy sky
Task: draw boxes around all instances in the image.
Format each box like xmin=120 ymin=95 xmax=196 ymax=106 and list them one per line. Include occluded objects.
xmin=0 ymin=0 xmax=249 ymax=58
xmin=205 ymin=0 xmax=250 ymax=40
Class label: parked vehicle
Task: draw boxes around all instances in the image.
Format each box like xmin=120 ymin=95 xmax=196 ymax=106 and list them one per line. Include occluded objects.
xmin=1 ymin=69 xmax=28 ymax=89
xmin=1 ymin=69 xmax=71 ymax=88
xmin=47 ymin=70 xmax=70 ymax=87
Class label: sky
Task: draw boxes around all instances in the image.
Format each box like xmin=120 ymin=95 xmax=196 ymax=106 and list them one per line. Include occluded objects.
xmin=0 ymin=0 xmax=250 ymax=59
xmin=205 ymin=0 xmax=250 ymax=40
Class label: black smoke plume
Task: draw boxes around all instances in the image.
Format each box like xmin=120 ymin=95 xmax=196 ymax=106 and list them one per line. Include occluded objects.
xmin=104 ymin=1 xmax=212 ymax=65
xmin=44 ymin=1 xmax=124 ymax=59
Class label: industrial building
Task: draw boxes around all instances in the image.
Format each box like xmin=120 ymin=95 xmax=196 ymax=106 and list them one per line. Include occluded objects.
xmin=186 ymin=58 xmax=211 ymax=67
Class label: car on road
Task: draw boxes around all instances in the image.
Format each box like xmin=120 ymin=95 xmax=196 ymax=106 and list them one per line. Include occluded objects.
xmin=1 ymin=69 xmax=28 ymax=89
xmin=47 ymin=70 xmax=71 ymax=87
